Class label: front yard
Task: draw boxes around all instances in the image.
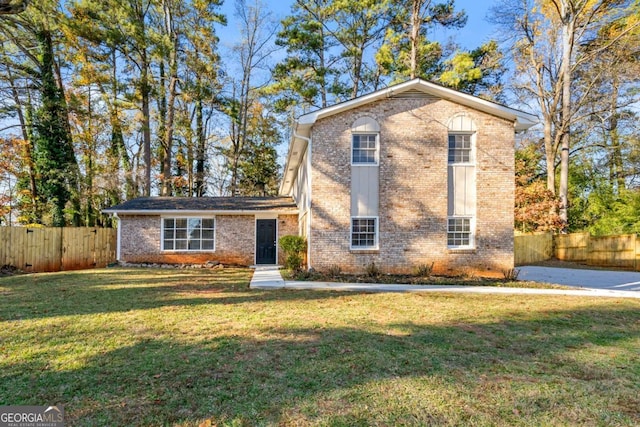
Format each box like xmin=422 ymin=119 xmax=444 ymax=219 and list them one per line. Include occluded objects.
xmin=1 ymin=268 xmax=638 ymax=426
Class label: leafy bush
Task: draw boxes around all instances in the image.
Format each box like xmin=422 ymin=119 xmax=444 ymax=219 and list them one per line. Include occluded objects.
xmin=278 ymin=235 xmax=306 ymax=271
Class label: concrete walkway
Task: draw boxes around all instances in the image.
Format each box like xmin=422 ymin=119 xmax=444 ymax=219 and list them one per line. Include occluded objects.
xmin=250 ymin=267 xmax=640 ymax=299
xmin=249 ymin=265 xmax=284 ymax=288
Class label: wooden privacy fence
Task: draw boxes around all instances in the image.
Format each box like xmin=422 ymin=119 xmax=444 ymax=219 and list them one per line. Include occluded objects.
xmin=515 ymin=232 xmax=640 ymax=270
xmin=0 ymin=227 xmax=116 ymax=273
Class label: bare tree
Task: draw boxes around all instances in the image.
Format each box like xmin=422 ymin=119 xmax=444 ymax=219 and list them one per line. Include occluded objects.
xmin=492 ymin=0 xmax=639 ymax=229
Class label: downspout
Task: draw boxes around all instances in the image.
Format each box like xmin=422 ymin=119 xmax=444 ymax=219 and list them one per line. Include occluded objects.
xmin=113 ymin=213 xmax=121 ymax=262
xmin=293 ymin=131 xmax=312 ymax=270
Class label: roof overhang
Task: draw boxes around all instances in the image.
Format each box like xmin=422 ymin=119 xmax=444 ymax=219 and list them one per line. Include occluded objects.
xmin=103 ymin=209 xmax=297 ymax=216
xmin=279 ymin=78 xmax=538 ymax=195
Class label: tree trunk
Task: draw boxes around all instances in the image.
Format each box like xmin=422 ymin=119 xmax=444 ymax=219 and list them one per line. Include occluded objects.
xmin=558 ymin=2 xmax=574 ymax=231
xmin=409 ymin=0 xmax=421 ymax=79
xmin=141 ymin=51 xmax=152 ymax=197
xmin=195 ymin=96 xmax=206 ymax=197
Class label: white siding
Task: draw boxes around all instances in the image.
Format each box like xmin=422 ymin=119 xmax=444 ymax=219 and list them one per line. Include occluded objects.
xmin=352 ymin=116 xmax=380 ymax=133
xmin=448 ymin=114 xmax=477 ymax=132
xmin=447 ymin=165 xmax=476 ymax=216
xmin=351 ymin=166 xmax=379 ymax=216
xmin=294 ymin=149 xmax=310 ymax=211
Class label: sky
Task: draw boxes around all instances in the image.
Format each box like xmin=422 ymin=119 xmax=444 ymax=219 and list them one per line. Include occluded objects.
xmin=217 ymin=0 xmax=497 ymax=54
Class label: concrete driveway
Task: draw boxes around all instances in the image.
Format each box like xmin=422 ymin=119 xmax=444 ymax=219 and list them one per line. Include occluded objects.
xmin=518 ymin=266 xmax=640 ymax=291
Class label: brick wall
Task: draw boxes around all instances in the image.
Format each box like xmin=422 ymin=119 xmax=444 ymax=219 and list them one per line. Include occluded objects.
xmin=309 ymin=97 xmax=514 ymax=277
xmin=119 ymin=213 xmax=298 ymax=266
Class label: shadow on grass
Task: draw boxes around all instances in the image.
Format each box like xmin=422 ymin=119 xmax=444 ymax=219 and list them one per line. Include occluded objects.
xmin=2 ymin=303 xmax=639 ymax=425
xmin=0 ymin=268 xmax=372 ymax=321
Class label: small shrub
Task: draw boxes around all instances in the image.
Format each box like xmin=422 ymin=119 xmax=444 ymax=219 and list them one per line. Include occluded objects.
xmin=278 ymin=235 xmax=306 ymax=271
xmin=502 ymin=268 xmax=520 ymax=280
xmin=327 ymin=265 xmax=342 ymax=277
xmin=364 ymin=261 xmax=380 ymax=278
xmin=414 ymin=262 xmax=434 ymax=277
xmin=284 ymin=253 xmax=302 ymax=271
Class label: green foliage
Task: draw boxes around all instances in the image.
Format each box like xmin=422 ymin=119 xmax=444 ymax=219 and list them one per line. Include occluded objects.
xmin=440 ymin=41 xmax=506 ymax=100
xmin=278 ymin=235 xmax=306 ymax=271
xmin=236 ymin=103 xmax=281 ymax=196
xmin=440 ymin=52 xmax=481 ymax=88
xmin=269 ymin=4 xmax=346 ymax=111
xmin=33 ymin=30 xmax=79 ymax=226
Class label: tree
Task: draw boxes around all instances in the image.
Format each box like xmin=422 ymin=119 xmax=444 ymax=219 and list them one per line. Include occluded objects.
xmin=493 ymin=0 xmax=639 ymax=230
xmin=331 ymin=0 xmax=391 ymax=97
xmin=377 ymin=0 xmax=467 ymax=81
xmin=439 ymin=41 xmax=507 ymax=101
xmin=0 ymin=0 xmax=80 ymax=226
xmin=221 ymin=0 xmax=278 ymax=196
xmin=270 ymin=0 xmax=345 ymax=112
xmin=237 ymin=102 xmax=280 ymax=196
xmin=515 ymin=142 xmax=563 ymax=232
xmin=0 ymin=0 xmax=28 ymax=14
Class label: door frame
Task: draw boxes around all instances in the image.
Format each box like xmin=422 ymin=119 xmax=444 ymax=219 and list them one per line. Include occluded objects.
xmin=254 ymin=214 xmax=278 ymax=265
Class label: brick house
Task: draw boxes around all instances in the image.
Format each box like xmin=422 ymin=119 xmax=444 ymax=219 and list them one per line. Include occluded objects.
xmin=104 ymin=78 xmax=536 ymax=275
xmin=103 ymin=197 xmax=298 ymax=265
xmin=280 ymin=78 xmax=536 ymax=276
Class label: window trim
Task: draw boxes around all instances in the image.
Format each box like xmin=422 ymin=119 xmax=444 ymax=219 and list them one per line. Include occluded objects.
xmin=350 ymin=216 xmax=379 ymax=250
xmin=161 ymin=216 xmax=216 ymax=252
xmin=351 ymin=133 xmax=379 ymax=166
xmin=446 ymin=216 xmax=475 ymax=249
xmin=447 ymin=131 xmax=475 ymax=166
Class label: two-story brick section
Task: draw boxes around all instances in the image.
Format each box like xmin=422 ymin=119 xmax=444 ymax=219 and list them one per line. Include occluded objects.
xmin=104 ymin=78 xmax=536 ymax=276
xmin=281 ymin=78 xmax=536 ymax=276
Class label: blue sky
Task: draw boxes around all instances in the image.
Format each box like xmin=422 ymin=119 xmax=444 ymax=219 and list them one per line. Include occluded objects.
xmin=218 ymin=0 xmax=496 ymax=53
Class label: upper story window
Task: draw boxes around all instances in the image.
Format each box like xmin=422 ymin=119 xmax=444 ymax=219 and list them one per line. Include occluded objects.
xmin=352 ymin=134 xmax=377 ymax=164
xmin=447 ymin=113 xmax=476 ymax=165
xmin=351 ymin=116 xmax=380 ymax=166
xmin=162 ymin=217 xmax=215 ymax=251
xmin=448 ymin=134 xmax=472 ymax=163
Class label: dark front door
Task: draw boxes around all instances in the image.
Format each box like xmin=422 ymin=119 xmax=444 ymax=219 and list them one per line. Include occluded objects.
xmin=256 ymin=219 xmax=277 ymax=264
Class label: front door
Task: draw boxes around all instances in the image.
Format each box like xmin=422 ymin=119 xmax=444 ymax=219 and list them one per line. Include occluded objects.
xmin=256 ymin=219 xmax=277 ymax=264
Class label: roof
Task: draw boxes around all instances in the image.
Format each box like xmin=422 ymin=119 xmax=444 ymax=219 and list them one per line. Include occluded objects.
xmin=280 ymin=78 xmax=539 ymax=195
xmin=103 ymin=196 xmax=298 ymax=215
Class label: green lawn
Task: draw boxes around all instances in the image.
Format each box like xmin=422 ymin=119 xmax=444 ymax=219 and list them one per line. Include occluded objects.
xmin=1 ymin=268 xmax=639 ymax=426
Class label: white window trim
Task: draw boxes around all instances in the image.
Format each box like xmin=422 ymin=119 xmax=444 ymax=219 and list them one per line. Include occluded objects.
xmin=351 ymin=132 xmax=380 ymax=166
xmin=447 ymin=216 xmax=475 ymax=250
xmin=350 ymin=216 xmax=379 ymax=250
xmin=160 ymin=216 xmax=216 ymax=252
xmin=447 ymin=131 xmax=476 ymax=167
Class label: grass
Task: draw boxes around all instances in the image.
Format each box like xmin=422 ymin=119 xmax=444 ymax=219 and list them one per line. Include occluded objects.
xmin=0 ymin=267 xmax=639 ymax=426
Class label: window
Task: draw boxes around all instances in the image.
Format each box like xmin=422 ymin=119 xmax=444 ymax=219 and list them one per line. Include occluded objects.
xmin=447 ymin=217 xmax=471 ymax=247
xmin=352 ymin=134 xmax=378 ymax=164
xmin=448 ymin=134 xmax=472 ymax=164
xmin=163 ymin=217 xmax=215 ymax=251
xmin=351 ymin=217 xmax=377 ymax=249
